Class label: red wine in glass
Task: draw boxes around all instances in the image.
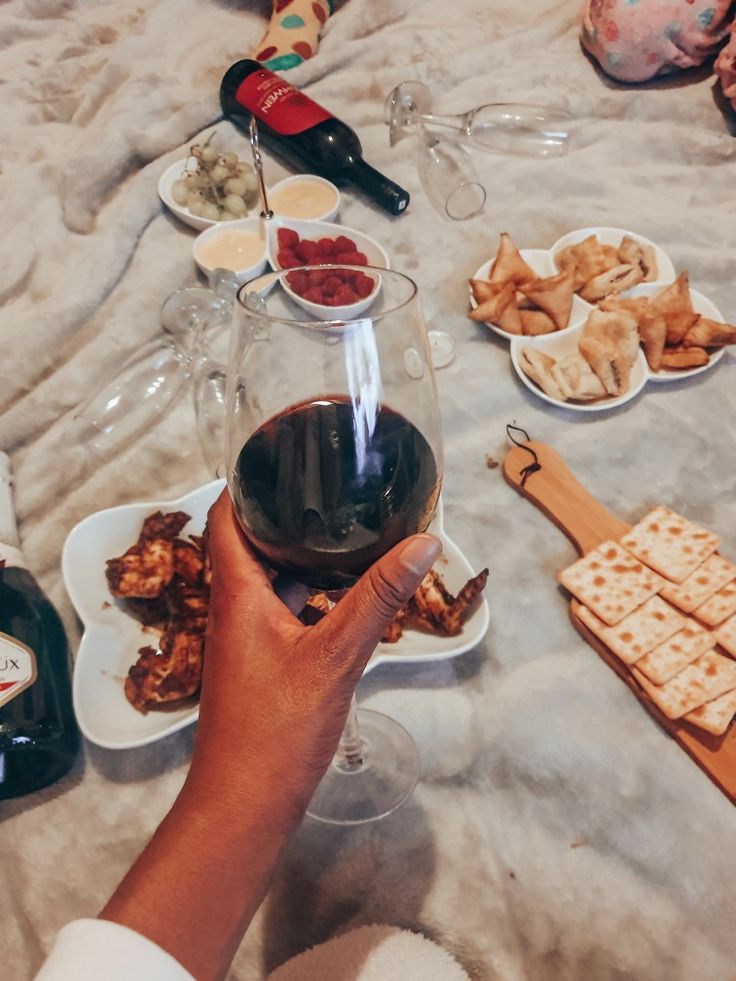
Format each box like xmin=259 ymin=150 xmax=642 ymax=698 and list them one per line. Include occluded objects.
xmin=231 ymin=396 xmax=440 ymax=590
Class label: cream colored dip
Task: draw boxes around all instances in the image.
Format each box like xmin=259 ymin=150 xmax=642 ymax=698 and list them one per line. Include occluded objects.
xmin=271 ymin=179 xmax=338 ymax=220
xmin=197 ymin=230 xmax=264 ymax=271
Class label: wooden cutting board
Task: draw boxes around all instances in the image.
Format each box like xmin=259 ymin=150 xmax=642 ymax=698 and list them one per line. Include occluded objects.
xmin=503 ymin=438 xmax=736 ymax=805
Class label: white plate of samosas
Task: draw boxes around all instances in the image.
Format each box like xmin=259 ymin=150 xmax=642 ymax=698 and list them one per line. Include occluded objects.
xmin=468 ymin=227 xmax=674 ymax=342
xmin=475 ymin=227 xmax=735 ymax=408
xmin=510 ymin=315 xmax=649 ymax=412
xmin=468 ymin=242 xmax=588 ymax=339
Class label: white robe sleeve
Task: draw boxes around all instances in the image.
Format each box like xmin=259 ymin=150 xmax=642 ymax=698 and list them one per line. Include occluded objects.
xmin=35 ymin=919 xmax=195 ymax=981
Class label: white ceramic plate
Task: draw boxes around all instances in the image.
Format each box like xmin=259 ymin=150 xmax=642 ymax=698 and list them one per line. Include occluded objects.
xmin=192 ymin=217 xmax=269 ymax=279
xmin=549 ymin=226 xmax=676 ymax=286
xmin=158 ymin=158 xmax=260 ymax=232
xmin=509 ymin=321 xmax=648 ymax=412
xmin=622 ymin=281 xmax=726 ymax=383
xmin=469 ymin=249 xmax=588 ymax=340
xmin=63 ymin=482 xmax=489 ymax=750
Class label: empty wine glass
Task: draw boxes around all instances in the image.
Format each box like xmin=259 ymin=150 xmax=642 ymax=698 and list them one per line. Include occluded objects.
xmin=385 ymin=80 xmax=571 ymax=158
xmin=73 ymin=286 xmax=230 ymax=459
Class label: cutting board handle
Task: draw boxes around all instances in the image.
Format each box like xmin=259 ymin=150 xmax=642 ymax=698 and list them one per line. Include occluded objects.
xmin=503 ymin=440 xmax=630 ymax=556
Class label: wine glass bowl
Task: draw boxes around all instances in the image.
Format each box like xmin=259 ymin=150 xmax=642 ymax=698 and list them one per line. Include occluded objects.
xmin=227 ymin=266 xmax=442 ymax=590
xmin=226 ymin=267 xmax=443 ymax=824
xmin=385 ymin=80 xmax=571 ymax=158
xmin=416 ymin=128 xmax=486 ymax=222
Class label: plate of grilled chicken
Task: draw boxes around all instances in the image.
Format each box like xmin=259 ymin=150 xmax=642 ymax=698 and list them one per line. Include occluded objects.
xmin=62 ymin=480 xmax=489 ymax=750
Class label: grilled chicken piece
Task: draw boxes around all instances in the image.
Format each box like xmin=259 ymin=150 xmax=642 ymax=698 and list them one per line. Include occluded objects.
xmin=105 ymin=510 xmax=192 ymax=599
xmin=124 ymin=621 xmax=205 ymax=713
xmin=382 ymin=568 xmax=489 ymax=641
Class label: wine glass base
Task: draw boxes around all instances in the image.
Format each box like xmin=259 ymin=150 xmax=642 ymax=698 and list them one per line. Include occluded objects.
xmin=305 ymin=709 xmax=419 ymax=826
xmin=384 ymin=80 xmax=432 ymax=146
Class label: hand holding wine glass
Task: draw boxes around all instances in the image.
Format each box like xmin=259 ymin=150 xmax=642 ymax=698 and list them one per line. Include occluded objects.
xmin=190 ymin=490 xmax=441 ymax=812
xmin=226 ymin=265 xmax=443 ymax=823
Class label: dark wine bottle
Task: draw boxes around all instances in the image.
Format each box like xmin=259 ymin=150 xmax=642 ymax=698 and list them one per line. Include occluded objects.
xmin=0 ymin=453 xmax=78 ymax=799
xmin=220 ymin=59 xmax=410 ymax=217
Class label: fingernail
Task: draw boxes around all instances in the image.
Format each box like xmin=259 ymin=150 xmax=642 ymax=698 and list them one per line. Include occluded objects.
xmin=399 ymin=534 xmax=442 ymax=577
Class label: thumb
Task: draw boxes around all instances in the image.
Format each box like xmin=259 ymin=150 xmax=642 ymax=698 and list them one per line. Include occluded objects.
xmin=316 ymin=534 xmax=442 ymax=671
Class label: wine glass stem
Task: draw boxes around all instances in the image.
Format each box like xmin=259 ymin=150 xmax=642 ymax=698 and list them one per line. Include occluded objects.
xmin=416 ymin=111 xmax=468 ymax=135
xmin=334 ymin=693 xmax=364 ymax=772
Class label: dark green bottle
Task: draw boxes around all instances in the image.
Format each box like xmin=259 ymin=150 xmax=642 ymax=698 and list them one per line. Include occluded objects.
xmin=0 ymin=453 xmax=78 ymax=798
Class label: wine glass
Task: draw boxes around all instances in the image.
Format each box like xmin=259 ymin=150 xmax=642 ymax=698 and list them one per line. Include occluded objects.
xmin=416 ymin=126 xmax=486 ymax=222
xmin=385 ymin=80 xmax=571 ymax=158
xmin=226 ymin=266 xmax=443 ymax=824
xmin=73 ymin=286 xmax=232 ymax=459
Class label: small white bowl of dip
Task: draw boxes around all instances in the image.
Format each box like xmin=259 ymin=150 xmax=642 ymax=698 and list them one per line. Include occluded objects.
xmin=268 ymin=175 xmax=340 ymax=223
xmin=193 ymin=217 xmax=268 ymax=279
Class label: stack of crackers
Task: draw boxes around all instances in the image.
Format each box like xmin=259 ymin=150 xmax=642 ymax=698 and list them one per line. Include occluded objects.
xmin=559 ymin=506 xmax=736 ymax=736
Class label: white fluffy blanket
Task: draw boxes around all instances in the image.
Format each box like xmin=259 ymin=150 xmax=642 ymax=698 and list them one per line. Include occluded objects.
xmin=3 ymin=0 xmax=736 ymax=978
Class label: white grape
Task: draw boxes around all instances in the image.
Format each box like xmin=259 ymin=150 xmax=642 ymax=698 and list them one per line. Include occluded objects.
xmin=201 ymin=202 xmax=220 ymax=221
xmin=236 ymin=162 xmax=254 ymax=178
xmin=222 ymin=151 xmax=239 ymax=168
xmin=210 ymin=164 xmax=229 ymax=184
xmin=200 ymin=145 xmax=218 ymax=165
xmin=171 ymin=180 xmax=189 ymax=205
xmin=219 ymin=210 xmax=237 ymax=221
xmin=243 ymin=171 xmax=258 ymax=191
xmin=224 ymin=177 xmax=247 ymax=196
xmin=225 ymin=194 xmax=248 ymax=217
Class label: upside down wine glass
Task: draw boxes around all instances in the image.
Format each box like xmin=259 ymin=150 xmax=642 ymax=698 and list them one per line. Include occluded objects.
xmin=385 ymin=80 xmax=571 ymax=158
xmin=226 ymin=267 xmax=443 ymax=824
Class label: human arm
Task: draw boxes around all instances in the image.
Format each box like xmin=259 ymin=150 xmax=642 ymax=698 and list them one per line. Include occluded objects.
xmin=96 ymin=489 xmax=441 ymax=980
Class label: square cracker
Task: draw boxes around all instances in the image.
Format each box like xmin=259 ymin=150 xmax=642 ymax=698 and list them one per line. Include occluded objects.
xmin=714 ymin=612 xmax=736 ymax=657
xmin=633 ymin=651 xmax=736 ymax=719
xmin=659 ymin=554 xmax=736 ymax=614
xmin=684 ymin=688 xmax=736 ymax=736
xmin=693 ymin=580 xmax=736 ymax=627
xmin=620 ymin=506 xmax=720 ymax=584
xmin=559 ymin=540 xmax=665 ymax=626
xmin=577 ymin=596 xmax=686 ymax=665
xmin=634 ymin=621 xmax=715 ymax=685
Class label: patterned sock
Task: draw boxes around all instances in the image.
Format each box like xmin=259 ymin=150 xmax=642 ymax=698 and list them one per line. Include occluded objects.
xmin=254 ymin=0 xmax=334 ymax=71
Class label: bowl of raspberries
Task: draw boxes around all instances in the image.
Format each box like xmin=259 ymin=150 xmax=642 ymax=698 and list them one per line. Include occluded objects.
xmin=269 ymin=219 xmax=388 ymax=319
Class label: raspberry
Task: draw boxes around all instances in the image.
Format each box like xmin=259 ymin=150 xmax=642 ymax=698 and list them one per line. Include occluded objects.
xmin=334 ymin=284 xmax=359 ymax=305
xmin=308 ymin=269 xmax=329 ymax=286
xmin=302 ymin=287 xmax=324 ymax=304
xmin=277 ymin=248 xmax=299 ymax=269
xmin=297 ymin=239 xmax=319 ymax=262
xmin=277 ymin=227 xmax=299 ymax=249
xmin=316 ymin=237 xmax=335 ymax=257
xmin=321 ymin=275 xmax=343 ymax=297
xmin=334 ymin=235 xmax=356 ymax=253
xmin=286 ymin=270 xmax=308 ymax=294
xmin=352 ymin=273 xmax=374 ymax=298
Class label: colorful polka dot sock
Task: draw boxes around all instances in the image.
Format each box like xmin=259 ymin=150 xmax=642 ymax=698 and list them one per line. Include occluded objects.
xmin=254 ymin=0 xmax=334 ymax=71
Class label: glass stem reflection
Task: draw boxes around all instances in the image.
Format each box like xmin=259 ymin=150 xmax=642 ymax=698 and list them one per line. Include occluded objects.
xmin=333 ymin=694 xmax=364 ymax=771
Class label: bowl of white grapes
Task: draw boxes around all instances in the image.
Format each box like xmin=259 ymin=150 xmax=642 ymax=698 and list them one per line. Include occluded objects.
xmin=158 ymin=138 xmax=260 ymax=231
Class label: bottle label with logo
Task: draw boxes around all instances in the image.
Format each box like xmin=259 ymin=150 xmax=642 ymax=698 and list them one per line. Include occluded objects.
xmin=236 ymin=68 xmax=331 ymax=136
xmin=0 ymin=633 xmax=37 ymax=709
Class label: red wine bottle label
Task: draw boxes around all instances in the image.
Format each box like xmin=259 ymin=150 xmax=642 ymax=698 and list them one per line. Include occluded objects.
xmin=235 ymin=68 xmax=331 ymax=136
xmin=0 ymin=633 xmax=37 ymax=709
xmin=0 ymin=543 xmax=26 ymax=571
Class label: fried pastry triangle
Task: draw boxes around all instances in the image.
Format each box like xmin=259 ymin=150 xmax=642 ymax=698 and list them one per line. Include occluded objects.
xmin=489 ymin=232 xmax=536 ymax=286
xmin=579 ymin=309 xmax=640 ymax=396
xmin=683 ymin=317 xmax=736 ymax=349
xmin=519 ymin=270 xmax=575 ymax=329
